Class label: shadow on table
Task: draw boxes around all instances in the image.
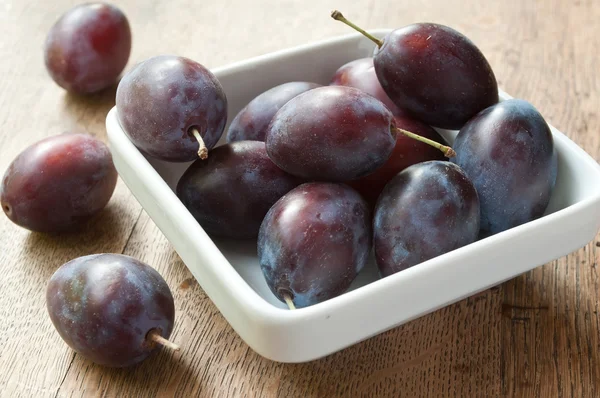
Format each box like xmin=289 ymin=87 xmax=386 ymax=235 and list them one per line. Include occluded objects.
xmin=58 ymin=343 xmax=208 ymax=397
xmin=61 ymin=82 xmax=119 ymax=120
xmin=21 ymin=204 xmax=133 ymax=273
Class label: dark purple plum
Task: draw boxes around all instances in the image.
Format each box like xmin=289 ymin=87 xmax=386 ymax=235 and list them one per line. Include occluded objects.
xmin=348 ymin=114 xmax=447 ymax=206
xmin=226 ymin=82 xmax=321 ymax=142
xmin=177 ymin=141 xmax=303 ymax=239
xmin=258 ymin=182 xmax=371 ymax=308
xmin=0 ymin=133 xmax=117 ymax=233
xmin=374 ymin=161 xmax=480 ymax=277
xmin=46 ymin=254 xmax=176 ymax=367
xmin=332 ymin=11 xmax=498 ymax=129
xmin=116 ymin=55 xmax=227 ymax=162
xmin=265 ymin=85 xmax=396 ymax=181
xmin=451 ymin=99 xmax=558 ymax=236
xmin=44 ymin=3 xmax=131 ymax=94
xmin=330 ymin=57 xmax=404 ymax=116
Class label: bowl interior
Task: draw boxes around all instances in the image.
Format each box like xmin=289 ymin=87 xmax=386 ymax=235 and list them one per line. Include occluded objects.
xmin=133 ymin=31 xmax=597 ymax=309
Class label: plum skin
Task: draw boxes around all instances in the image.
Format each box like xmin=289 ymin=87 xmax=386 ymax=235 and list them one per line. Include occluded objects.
xmin=375 ymin=23 xmax=498 ymax=129
xmin=176 ymin=141 xmax=304 ymax=239
xmin=44 ymin=3 xmax=131 ymax=94
xmin=258 ymin=182 xmax=372 ymax=308
xmin=46 ymin=254 xmax=175 ymax=368
xmin=374 ymin=161 xmax=480 ymax=277
xmin=0 ymin=133 xmax=118 ymax=233
xmin=265 ymin=86 xmax=396 ymax=182
xmin=330 ymin=57 xmax=404 ymax=116
xmin=116 ymin=55 xmax=228 ymax=162
xmin=451 ymin=99 xmax=558 ymax=236
xmin=226 ymin=82 xmax=321 ymax=142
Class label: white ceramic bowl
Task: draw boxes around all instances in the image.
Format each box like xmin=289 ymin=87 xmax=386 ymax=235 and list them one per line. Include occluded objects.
xmin=106 ymin=30 xmax=600 ymax=363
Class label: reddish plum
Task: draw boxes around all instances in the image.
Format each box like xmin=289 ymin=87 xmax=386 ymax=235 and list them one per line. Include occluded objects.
xmin=116 ymin=55 xmax=227 ymax=162
xmin=44 ymin=3 xmax=131 ymax=94
xmin=1 ymin=133 xmax=117 ymax=233
xmin=227 ymin=82 xmax=320 ymax=142
xmin=332 ymin=11 xmax=498 ymax=129
xmin=266 ymin=85 xmax=453 ymax=181
xmin=258 ymin=183 xmax=371 ymax=308
xmin=265 ymin=86 xmax=396 ymax=181
xmin=330 ymin=57 xmax=403 ymax=115
xmin=349 ymin=115 xmax=448 ymax=206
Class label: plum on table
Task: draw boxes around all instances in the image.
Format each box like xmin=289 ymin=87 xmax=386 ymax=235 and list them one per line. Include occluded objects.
xmin=1 ymin=133 xmax=117 ymax=233
xmin=46 ymin=254 xmax=178 ymax=367
xmin=44 ymin=3 xmax=131 ymax=94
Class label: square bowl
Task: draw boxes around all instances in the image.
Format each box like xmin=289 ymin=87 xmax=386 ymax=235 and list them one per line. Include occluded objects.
xmin=106 ymin=30 xmax=600 ymax=363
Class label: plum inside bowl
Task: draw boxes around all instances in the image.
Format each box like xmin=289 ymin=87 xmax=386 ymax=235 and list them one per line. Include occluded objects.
xmin=106 ymin=30 xmax=600 ymax=363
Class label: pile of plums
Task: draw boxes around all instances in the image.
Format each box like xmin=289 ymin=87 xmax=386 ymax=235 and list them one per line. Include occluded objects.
xmin=1 ymin=3 xmax=558 ymax=366
xmin=112 ymin=10 xmax=557 ymax=310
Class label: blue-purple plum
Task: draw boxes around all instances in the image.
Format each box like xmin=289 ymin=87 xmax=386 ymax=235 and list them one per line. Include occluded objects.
xmin=116 ymin=55 xmax=227 ymax=162
xmin=46 ymin=254 xmax=175 ymax=367
xmin=176 ymin=141 xmax=303 ymax=239
xmin=374 ymin=161 xmax=480 ymax=277
xmin=265 ymin=85 xmax=396 ymax=181
xmin=1 ymin=133 xmax=117 ymax=233
xmin=451 ymin=99 xmax=558 ymax=236
xmin=226 ymin=82 xmax=321 ymax=142
xmin=44 ymin=3 xmax=131 ymax=94
xmin=258 ymin=183 xmax=371 ymax=308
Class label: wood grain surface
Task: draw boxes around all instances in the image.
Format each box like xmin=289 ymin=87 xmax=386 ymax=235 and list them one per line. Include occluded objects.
xmin=0 ymin=0 xmax=598 ymax=397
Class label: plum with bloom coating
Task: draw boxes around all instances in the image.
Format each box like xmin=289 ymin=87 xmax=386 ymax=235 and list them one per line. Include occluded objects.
xmin=46 ymin=254 xmax=176 ymax=367
xmin=374 ymin=161 xmax=480 ymax=277
xmin=451 ymin=99 xmax=558 ymax=236
xmin=116 ymin=55 xmax=227 ymax=162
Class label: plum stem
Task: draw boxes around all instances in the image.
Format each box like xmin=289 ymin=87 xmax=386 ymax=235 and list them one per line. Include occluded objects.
xmin=283 ymin=294 xmax=296 ymax=310
xmin=190 ymin=127 xmax=208 ymax=160
xmin=147 ymin=329 xmax=180 ymax=351
xmin=393 ymin=127 xmax=457 ymax=158
xmin=331 ymin=10 xmax=383 ymax=48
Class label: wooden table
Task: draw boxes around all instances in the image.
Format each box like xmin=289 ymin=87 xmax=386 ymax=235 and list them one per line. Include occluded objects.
xmin=1 ymin=0 xmax=599 ymax=396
